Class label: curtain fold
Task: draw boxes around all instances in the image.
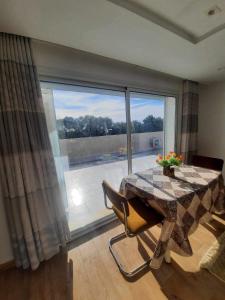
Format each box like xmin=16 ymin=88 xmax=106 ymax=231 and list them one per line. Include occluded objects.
xmin=0 ymin=32 xmax=70 ymax=270
xmin=180 ymin=80 xmax=199 ymax=164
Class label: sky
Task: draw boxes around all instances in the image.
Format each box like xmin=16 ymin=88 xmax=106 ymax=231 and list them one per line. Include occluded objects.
xmin=53 ymin=89 xmax=164 ymax=122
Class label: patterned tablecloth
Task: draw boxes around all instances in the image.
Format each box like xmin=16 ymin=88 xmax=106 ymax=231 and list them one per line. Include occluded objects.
xmin=120 ymin=165 xmax=225 ymax=269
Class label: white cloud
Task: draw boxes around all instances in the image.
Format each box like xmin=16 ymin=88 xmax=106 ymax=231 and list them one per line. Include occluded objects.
xmin=53 ymin=90 xmax=164 ymax=122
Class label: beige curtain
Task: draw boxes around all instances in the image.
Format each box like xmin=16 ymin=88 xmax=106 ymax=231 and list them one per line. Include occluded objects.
xmin=180 ymin=80 xmax=199 ymax=164
xmin=0 ymin=32 xmax=70 ymax=270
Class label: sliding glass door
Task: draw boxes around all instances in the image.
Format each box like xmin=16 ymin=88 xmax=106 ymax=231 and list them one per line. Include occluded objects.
xmin=129 ymin=92 xmax=176 ymax=173
xmin=42 ymin=84 xmax=127 ymax=231
xmin=41 ymin=82 xmax=176 ymax=233
xmin=130 ymin=92 xmax=165 ymax=173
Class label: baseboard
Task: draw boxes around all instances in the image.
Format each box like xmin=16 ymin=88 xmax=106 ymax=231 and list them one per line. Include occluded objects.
xmin=0 ymin=260 xmax=15 ymax=272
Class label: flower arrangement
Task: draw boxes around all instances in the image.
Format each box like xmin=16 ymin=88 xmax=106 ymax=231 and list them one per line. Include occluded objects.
xmin=156 ymin=152 xmax=183 ymax=176
xmin=156 ymin=152 xmax=183 ymax=167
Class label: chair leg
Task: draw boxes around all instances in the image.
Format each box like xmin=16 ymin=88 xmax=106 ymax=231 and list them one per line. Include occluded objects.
xmin=109 ymin=232 xmax=152 ymax=278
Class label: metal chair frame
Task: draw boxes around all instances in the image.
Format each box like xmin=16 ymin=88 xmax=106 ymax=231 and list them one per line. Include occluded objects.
xmin=103 ymin=187 xmax=153 ymax=278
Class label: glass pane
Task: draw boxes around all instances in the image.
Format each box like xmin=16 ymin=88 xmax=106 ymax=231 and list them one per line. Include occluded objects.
xmin=42 ymin=84 xmax=127 ymax=231
xmin=130 ymin=92 xmax=165 ymax=173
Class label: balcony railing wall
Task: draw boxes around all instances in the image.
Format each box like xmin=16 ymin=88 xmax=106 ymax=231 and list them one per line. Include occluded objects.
xmin=59 ymin=131 xmax=163 ymax=165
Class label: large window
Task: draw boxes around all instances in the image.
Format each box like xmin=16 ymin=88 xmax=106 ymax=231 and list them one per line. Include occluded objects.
xmin=130 ymin=92 xmax=165 ymax=173
xmin=41 ymin=82 xmax=176 ymax=233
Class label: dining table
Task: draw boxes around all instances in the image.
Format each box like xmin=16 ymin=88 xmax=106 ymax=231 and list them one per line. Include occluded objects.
xmin=119 ymin=164 xmax=225 ymax=269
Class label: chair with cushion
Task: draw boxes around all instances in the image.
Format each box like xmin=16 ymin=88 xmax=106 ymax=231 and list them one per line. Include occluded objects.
xmin=102 ymin=180 xmax=163 ymax=278
xmin=191 ymin=155 xmax=224 ymax=172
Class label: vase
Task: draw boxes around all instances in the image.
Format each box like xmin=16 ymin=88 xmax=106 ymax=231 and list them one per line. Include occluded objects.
xmin=163 ymin=166 xmax=175 ymax=177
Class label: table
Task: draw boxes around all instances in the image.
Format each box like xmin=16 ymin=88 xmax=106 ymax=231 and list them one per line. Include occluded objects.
xmin=120 ymin=165 xmax=225 ymax=269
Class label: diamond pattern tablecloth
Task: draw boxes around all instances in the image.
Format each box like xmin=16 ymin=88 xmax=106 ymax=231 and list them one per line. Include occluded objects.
xmin=120 ymin=165 xmax=225 ymax=269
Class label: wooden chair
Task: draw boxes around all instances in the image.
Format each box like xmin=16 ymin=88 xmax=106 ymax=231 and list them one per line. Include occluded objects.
xmin=191 ymin=155 xmax=224 ymax=172
xmin=102 ymin=180 xmax=163 ymax=278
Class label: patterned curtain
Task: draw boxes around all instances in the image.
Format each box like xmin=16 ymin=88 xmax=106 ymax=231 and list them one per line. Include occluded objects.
xmin=180 ymin=80 xmax=199 ymax=164
xmin=0 ymin=33 xmax=70 ymax=270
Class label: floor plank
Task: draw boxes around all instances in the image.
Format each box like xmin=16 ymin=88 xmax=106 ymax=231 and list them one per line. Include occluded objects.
xmin=1 ymin=216 xmax=225 ymax=300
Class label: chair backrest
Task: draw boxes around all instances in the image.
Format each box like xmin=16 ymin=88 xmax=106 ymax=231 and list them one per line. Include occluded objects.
xmin=191 ymin=155 xmax=224 ymax=172
xmin=102 ymin=180 xmax=129 ymax=215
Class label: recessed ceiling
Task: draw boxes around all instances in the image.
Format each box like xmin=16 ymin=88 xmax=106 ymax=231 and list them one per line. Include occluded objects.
xmin=1 ymin=0 xmax=225 ymax=83
xmin=110 ymin=0 xmax=225 ymax=43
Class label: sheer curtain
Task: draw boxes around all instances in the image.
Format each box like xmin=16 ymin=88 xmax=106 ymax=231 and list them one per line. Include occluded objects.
xmin=41 ymin=87 xmax=69 ymax=213
xmin=0 ymin=32 xmax=70 ymax=270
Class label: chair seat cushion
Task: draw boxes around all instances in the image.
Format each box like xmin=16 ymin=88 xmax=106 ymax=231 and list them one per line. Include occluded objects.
xmin=113 ymin=197 xmax=163 ymax=234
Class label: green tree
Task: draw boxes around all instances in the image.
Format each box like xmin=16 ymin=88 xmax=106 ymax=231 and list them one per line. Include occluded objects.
xmin=56 ymin=114 xmax=163 ymax=139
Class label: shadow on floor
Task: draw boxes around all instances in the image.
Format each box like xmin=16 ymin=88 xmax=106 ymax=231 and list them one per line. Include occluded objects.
xmin=116 ymin=230 xmax=159 ymax=282
xmin=68 ymin=219 xmax=120 ymax=250
xmin=151 ymin=214 xmax=225 ymax=300
xmin=152 ymin=258 xmax=225 ymax=300
xmin=0 ymin=251 xmax=73 ymax=300
xmin=202 ymin=214 xmax=225 ymax=237
xmin=69 ymin=212 xmax=225 ymax=294
xmin=121 ymin=216 xmax=225 ymax=300
xmin=129 ymin=220 xmax=225 ymax=298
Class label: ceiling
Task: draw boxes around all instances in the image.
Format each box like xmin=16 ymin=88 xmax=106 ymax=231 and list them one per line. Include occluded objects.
xmin=112 ymin=0 xmax=225 ymax=43
xmin=1 ymin=0 xmax=225 ymax=83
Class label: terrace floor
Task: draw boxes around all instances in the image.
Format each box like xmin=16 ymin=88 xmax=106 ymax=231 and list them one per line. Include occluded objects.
xmin=64 ymin=154 xmax=158 ymax=231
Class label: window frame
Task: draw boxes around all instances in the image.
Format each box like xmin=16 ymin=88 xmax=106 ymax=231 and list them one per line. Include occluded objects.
xmin=41 ymin=78 xmax=178 ymax=175
xmin=41 ymin=78 xmax=178 ymax=238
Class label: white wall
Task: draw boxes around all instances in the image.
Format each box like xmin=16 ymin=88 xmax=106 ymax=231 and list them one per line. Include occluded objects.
xmin=198 ymin=82 xmax=225 ymax=177
xmin=32 ymin=39 xmax=182 ymax=95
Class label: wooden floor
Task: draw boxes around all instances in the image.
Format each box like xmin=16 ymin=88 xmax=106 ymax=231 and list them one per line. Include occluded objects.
xmin=1 ymin=215 xmax=225 ymax=300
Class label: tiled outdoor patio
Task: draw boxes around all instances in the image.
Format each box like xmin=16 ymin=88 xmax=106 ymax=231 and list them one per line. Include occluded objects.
xmin=65 ymin=155 xmax=158 ymax=231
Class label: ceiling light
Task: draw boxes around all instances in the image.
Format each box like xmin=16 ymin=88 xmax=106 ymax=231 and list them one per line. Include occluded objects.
xmin=207 ymin=5 xmax=222 ymax=16
xmin=217 ymin=66 xmax=225 ymax=72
